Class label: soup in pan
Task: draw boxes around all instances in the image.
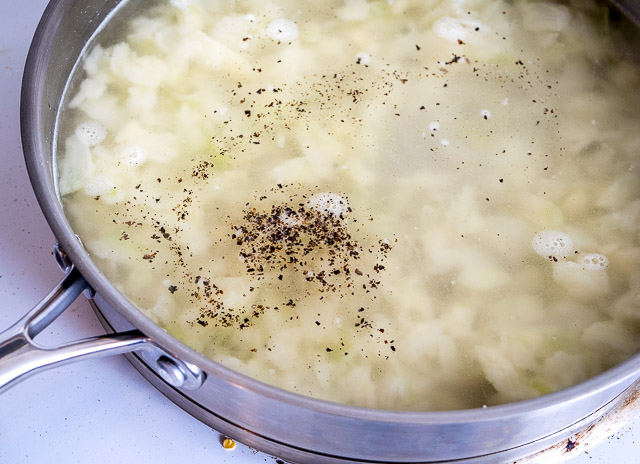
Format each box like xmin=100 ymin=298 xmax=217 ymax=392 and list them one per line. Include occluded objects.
xmin=56 ymin=0 xmax=640 ymax=410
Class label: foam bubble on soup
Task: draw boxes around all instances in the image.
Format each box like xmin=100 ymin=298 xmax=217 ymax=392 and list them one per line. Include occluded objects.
xmin=83 ymin=173 xmax=122 ymax=204
xmin=355 ymin=52 xmax=372 ymax=65
xmin=120 ymin=146 xmax=147 ymax=167
xmin=266 ymin=19 xmax=299 ymax=42
xmin=75 ymin=122 xmax=106 ymax=147
xmin=170 ymin=0 xmax=191 ymax=9
xmin=532 ymin=230 xmax=574 ymax=260
xmin=307 ymin=192 xmax=350 ymax=217
xmin=432 ymin=17 xmax=470 ymax=42
xmin=580 ymin=253 xmax=609 ymax=270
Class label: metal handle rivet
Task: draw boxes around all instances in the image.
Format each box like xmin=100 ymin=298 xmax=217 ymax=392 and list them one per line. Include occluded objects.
xmin=156 ymin=356 xmax=186 ymax=388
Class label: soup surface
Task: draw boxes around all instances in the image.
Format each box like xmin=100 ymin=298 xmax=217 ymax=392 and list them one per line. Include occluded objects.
xmin=57 ymin=0 xmax=640 ymax=410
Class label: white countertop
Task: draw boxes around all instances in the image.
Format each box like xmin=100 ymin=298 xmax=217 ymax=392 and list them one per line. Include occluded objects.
xmin=0 ymin=1 xmax=638 ymax=463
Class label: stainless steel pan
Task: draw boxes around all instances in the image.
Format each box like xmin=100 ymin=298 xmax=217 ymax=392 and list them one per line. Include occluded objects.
xmin=3 ymin=0 xmax=640 ymax=462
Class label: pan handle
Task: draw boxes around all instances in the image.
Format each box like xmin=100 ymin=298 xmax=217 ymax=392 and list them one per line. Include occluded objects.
xmin=0 ymin=245 xmax=205 ymax=393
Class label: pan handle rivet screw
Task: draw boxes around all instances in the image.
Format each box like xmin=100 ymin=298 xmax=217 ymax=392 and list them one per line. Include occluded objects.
xmin=156 ymin=356 xmax=186 ymax=387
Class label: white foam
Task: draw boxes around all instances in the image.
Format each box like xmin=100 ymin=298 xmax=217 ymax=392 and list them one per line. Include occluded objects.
xmin=75 ymin=122 xmax=106 ymax=147
xmin=278 ymin=212 xmax=302 ymax=227
xmin=355 ymin=52 xmax=371 ymax=65
xmin=169 ymin=0 xmax=191 ymax=9
xmin=307 ymin=192 xmax=350 ymax=217
xmin=83 ymin=173 xmax=117 ymax=197
xmin=432 ymin=17 xmax=468 ymax=43
xmin=502 ymin=98 xmax=509 ymax=106
xmin=532 ymin=230 xmax=574 ymax=260
xmin=429 ymin=121 xmax=440 ymax=131
xmin=481 ymin=109 xmax=491 ymax=119
xmin=120 ymin=146 xmax=148 ymax=166
xmin=440 ymin=138 xmax=450 ymax=146
xmin=580 ymin=253 xmax=609 ymax=270
xmin=267 ymin=19 xmax=299 ymax=42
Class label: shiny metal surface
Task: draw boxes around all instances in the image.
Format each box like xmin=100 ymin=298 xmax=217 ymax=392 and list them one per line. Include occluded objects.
xmin=0 ymin=245 xmax=205 ymax=392
xmin=16 ymin=0 xmax=640 ymax=462
xmin=612 ymin=0 xmax=640 ymax=26
xmin=0 ymin=259 xmax=143 ymax=393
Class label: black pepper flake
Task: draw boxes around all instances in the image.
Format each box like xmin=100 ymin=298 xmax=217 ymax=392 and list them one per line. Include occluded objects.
xmin=232 ymin=200 xmax=368 ymax=292
xmin=444 ymin=54 xmax=463 ymax=65
xmin=143 ymin=252 xmax=158 ymax=261
xmin=222 ymin=189 xmax=394 ymax=346
xmin=168 ymin=285 xmax=178 ymax=294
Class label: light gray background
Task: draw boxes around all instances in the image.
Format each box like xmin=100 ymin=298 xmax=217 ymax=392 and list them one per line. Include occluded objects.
xmin=0 ymin=1 xmax=637 ymax=463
